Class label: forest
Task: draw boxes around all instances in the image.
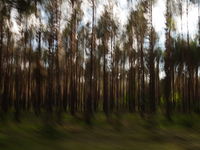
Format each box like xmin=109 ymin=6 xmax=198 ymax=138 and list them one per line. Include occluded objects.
xmin=1 ymin=0 xmax=200 ymax=149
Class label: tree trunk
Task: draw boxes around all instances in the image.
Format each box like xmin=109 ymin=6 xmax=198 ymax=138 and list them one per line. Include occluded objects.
xmin=187 ymin=0 xmax=191 ymax=112
xmin=23 ymin=17 xmax=28 ymax=110
xmin=141 ymin=32 xmax=145 ymax=116
xmin=0 ymin=15 xmax=3 ymax=109
xmin=70 ymin=2 xmax=75 ymax=116
xmin=35 ymin=0 xmax=41 ymax=115
xmin=181 ymin=1 xmax=185 ymax=113
xmin=165 ymin=0 xmax=171 ymax=120
xmin=149 ymin=0 xmax=155 ymax=113
xmin=15 ymin=48 xmax=19 ymax=122
xmin=103 ymin=11 xmax=108 ymax=116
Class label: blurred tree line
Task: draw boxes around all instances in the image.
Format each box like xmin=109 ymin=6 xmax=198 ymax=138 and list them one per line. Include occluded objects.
xmin=0 ymin=0 xmax=200 ymax=123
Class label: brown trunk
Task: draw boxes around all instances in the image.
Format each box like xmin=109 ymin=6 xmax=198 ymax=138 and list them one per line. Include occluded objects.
xmin=165 ymin=0 xmax=171 ymax=120
xmin=93 ymin=0 xmax=97 ymax=113
xmin=55 ymin=0 xmax=61 ymax=112
xmin=75 ymin=39 xmax=78 ymax=111
xmin=120 ymin=60 xmax=122 ymax=110
xmin=98 ymin=57 xmax=101 ymax=111
xmin=187 ymin=0 xmax=191 ymax=112
xmin=110 ymin=11 xmax=114 ymax=112
xmin=181 ymin=1 xmax=185 ymax=113
xmin=0 ymin=15 xmax=3 ymax=108
xmin=15 ymin=48 xmax=19 ymax=122
xmin=172 ymin=52 xmax=175 ymax=111
xmin=157 ymin=61 xmax=160 ymax=106
xmin=123 ymin=57 xmax=125 ymax=110
xmin=198 ymin=0 xmax=200 ymax=111
xmin=78 ymin=55 xmax=81 ymax=111
xmin=35 ymin=0 xmax=41 ymax=115
xmin=141 ymin=31 xmax=145 ymax=116
xmin=130 ymin=11 xmax=134 ymax=112
xmin=71 ymin=2 xmax=75 ymax=115
xmin=28 ymin=28 xmax=32 ymax=111
xmin=10 ymin=41 xmax=14 ymax=108
xmin=103 ymin=10 xmax=108 ymax=116
xmin=23 ymin=17 xmax=28 ymax=110
xmin=149 ymin=0 xmax=155 ymax=113
xmin=137 ymin=34 xmax=140 ymax=112
xmin=116 ymin=57 xmax=119 ymax=110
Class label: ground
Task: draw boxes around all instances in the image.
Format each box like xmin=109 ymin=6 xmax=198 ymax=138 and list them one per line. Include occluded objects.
xmin=0 ymin=111 xmax=200 ymax=150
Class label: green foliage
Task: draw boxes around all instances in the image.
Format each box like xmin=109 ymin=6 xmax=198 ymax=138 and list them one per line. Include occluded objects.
xmin=179 ymin=116 xmax=194 ymax=128
xmin=160 ymin=95 xmax=165 ymax=106
xmin=0 ymin=112 xmax=200 ymax=149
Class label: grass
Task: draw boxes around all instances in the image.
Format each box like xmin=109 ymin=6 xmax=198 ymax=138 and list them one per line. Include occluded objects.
xmin=0 ymin=111 xmax=200 ymax=150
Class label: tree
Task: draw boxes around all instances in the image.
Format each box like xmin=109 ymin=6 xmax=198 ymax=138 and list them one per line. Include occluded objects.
xmin=138 ymin=0 xmax=148 ymax=116
xmin=186 ymin=0 xmax=191 ymax=112
xmin=149 ymin=0 xmax=155 ymax=113
xmin=70 ymin=0 xmax=76 ymax=116
xmin=165 ymin=0 xmax=171 ymax=120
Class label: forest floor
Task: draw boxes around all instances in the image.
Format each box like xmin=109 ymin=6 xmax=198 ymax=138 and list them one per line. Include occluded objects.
xmin=0 ymin=111 xmax=200 ymax=150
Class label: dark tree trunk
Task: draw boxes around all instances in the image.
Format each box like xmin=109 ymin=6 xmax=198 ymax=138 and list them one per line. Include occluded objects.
xmin=0 ymin=15 xmax=3 ymax=109
xmin=165 ymin=0 xmax=171 ymax=120
xmin=110 ymin=15 xmax=114 ymax=112
xmin=35 ymin=0 xmax=41 ymax=115
xmin=157 ymin=61 xmax=160 ymax=106
xmin=70 ymin=2 xmax=75 ymax=116
xmin=103 ymin=11 xmax=108 ymax=116
xmin=55 ymin=0 xmax=61 ymax=112
xmin=181 ymin=3 xmax=185 ymax=113
xmin=149 ymin=0 xmax=155 ymax=113
xmin=172 ymin=52 xmax=175 ymax=111
xmin=28 ymin=28 xmax=32 ymax=111
xmin=2 ymin=14 xmax=11 ymax=113
xmin=23 ymin=17 xmax=28 ymax=111
xmin=198 ymin=0 xmax=200 ymax=111
xmin=15 ymin=49 xmax=19 ymax=122
xmin=187 ymin=0 xmax=191 ymax=112
xmin=141 ymin=33 xmax=145 ymax=116
xmin=9 ymin=41 xmax=14 ymax=109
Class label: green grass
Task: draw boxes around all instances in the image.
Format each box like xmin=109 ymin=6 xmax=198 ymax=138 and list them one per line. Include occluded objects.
xmin=0 ymin=111 xmax=200 ymax=150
